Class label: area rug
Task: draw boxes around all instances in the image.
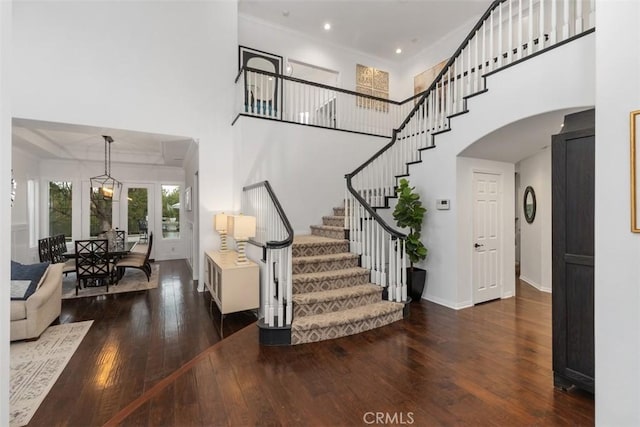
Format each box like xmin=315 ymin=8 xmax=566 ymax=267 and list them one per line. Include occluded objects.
xmin=10 ymin=320 xmax=93 ymax=427
xmin=61 ymin=263 xmax=159 ymax=299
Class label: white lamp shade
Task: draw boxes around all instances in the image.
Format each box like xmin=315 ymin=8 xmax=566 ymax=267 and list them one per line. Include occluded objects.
xmin=228 ymin=215 xmax=256 ymax=240
xmin=214 ymin=213 xmax=228 ymax=232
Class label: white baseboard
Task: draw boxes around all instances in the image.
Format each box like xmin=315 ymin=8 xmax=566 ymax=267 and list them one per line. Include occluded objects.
xmin=519 ymin=276 xmax=552 ymax=293
xmin=423 ymin=293 xmax=473 ymax=310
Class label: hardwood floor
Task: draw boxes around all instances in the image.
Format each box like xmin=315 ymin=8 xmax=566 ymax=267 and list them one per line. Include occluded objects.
xmin=27 ymin=260 xmax=256 ymax=427
xmin=29 ymin=263 xmax=594 ymax=426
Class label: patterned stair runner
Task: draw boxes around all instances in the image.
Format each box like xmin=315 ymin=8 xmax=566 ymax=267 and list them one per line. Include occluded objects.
xmin=291 ymin=209 xmax=404 ymax=345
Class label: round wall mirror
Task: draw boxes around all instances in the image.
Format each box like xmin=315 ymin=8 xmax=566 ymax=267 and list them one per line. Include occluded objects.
xmin=523 ymin=186 xmax=536 ymax=224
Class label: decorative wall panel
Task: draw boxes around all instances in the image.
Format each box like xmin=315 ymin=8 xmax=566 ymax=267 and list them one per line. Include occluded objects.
xmin=356 ymin=64 xmax=389 ymax=112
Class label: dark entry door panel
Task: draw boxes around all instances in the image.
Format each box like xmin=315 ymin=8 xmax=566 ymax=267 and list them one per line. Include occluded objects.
xmin=552 ymin=109 xmax=595 ymax=394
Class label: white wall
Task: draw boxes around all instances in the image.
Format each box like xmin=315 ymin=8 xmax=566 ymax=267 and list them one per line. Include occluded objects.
xmin=183 ymin=141 xmax=199 ymax=279
xmin=1 ymin=0 xmax=11 ymax=422
xmin=397 ymin=16 xmax=478 ymax=100
xmin=517 ymin=147 xmax=552 ymax=292
xmin=234 ymin=117 xmax=387 ymax=233
xmin=239 ymin=14 xmax=404 ymax=100
xmin=404 ymin=33 xmax=594 ymax=309
xmin=12 ymin=0 xmax=238 ymax=288
xmin=10 ymin=147 xmax=39 ymax=263
xmin=595 ymin=1 xmax=640 ymax=424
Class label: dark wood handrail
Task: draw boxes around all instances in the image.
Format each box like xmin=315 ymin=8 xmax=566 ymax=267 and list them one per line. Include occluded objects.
xmin=236 ymin=66 xmax=404 ymax=105
xmin=242 ymin=180 xmax=294 ymax=250
xmin=349 ymin=0 xmax=512 ymax=181
xmin=345 ymin=170 xmax=406 ymax=240
xmin=345 ymin=0 xmax=509 ymax=239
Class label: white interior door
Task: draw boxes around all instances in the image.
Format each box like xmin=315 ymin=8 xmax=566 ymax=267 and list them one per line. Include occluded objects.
xmin=472 ymin=171 xmax=502 ymax=303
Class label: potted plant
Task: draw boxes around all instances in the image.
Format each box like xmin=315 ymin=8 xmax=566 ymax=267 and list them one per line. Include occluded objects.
xmin=392 ymin=178 xmax=428 ymax=301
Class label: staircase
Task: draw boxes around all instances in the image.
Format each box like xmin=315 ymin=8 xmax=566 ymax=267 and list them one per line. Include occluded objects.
xmin=290 ymin=205 xmax=404 ymax=344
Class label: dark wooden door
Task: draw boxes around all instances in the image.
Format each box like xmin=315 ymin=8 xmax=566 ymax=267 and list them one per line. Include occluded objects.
xmin=551 ymin=109 xmax=595 ymax=394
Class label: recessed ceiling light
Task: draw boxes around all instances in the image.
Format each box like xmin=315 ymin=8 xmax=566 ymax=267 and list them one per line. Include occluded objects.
xmin=395 ymin=48 xmax=402 ymax=54
xmin=324 ymin=22 xmax=331 ymax=31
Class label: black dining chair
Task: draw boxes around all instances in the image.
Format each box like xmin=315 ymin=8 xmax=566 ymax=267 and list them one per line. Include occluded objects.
xmin=38 ymin=237 xmax=51 ymax=262
xmin=50 ymin=234 xmax=76 ymax=276
xmin=74 ymin=239 xmax=115 ymax=295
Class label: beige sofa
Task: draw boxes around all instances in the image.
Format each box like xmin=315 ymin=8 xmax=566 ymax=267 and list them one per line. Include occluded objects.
xmin=10 ymin=263 xmax=63 ymax=341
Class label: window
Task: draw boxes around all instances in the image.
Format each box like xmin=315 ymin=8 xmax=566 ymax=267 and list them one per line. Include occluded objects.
xmin=90 ymin=188 xmax=112 ymax=236
xmin=49 ymin=181 xmax=72 ymax=241
xmin=127 ymin=187 xmax=148 ymax=242
xmin=161 ymin=184 xmax=180 ymax=239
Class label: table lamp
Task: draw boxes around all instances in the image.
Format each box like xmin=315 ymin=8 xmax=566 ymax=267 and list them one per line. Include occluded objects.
xmin=214 ymin=213 xmax=229 ymax=252
xmin=228 ymin=214 xmax=256 ymax=265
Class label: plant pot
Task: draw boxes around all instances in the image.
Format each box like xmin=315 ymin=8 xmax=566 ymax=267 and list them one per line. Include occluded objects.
xmin=407 ymin=267 xmax=426 ymax=301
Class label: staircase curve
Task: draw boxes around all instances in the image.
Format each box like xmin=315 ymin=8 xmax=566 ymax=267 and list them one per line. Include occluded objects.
xmin=345 ymin=0 xmax=596 ymax=308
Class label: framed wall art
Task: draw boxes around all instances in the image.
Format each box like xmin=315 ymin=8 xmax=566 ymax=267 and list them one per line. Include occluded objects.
xmin=356 ymin=64 xmax=389 ymax=112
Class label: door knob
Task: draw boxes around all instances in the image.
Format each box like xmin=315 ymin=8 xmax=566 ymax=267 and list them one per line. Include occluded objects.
xmin=474 ymin=243 xmax=484 ymax=248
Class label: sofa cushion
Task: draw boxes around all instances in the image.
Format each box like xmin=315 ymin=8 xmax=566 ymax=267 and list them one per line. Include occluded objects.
xmin=10 ymin=280 xmax=32 ymax=300
xmin=11 ymin=261 xmax=49 ymax=300
xmin=10 ymin=300 xmax=27 ymax=321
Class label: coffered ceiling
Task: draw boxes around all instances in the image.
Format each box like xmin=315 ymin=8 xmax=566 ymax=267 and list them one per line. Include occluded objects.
xmin=12 ymin=118 xmax=193 ymax=167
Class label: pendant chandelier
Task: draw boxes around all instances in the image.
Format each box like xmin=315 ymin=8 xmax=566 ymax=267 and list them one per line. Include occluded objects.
xmin=90 ymin=135 xmax=122 ymax=201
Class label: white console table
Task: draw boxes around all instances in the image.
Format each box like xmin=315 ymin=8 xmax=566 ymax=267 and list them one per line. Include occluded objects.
xmin=203 ymin=250 xmax=259 ymax=338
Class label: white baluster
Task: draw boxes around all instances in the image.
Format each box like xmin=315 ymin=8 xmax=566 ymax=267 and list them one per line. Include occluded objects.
xmin=277 ymin=249 xmax=284 ymax=327
xmin=575 ymin=0 xmax=583 ymax=33
xmin=381 ymin=228 xmax=386 ymax=287
xmin=401 ymin=241 xmax=407 ymax=302
xmin=539 ymin=0 xmax=545 ymax=51
xmin=528 ymin=0 xmax=534 ymax=56
xmin=588 ymin=0 xmax=595 ymax=28
xmin=518 ymin=0 xmax=523 ymax=60
xmin=286 ymin=245 xmax=292 ymax=325
xmin=550 ymin=0 xmax=557 ymax=43
xmin=388 ymin=238 xmax=395 ymax=301
xmin=562 ymin=0 xmax=570 ymax=39
xmin=498 ymin=2 xmax=504 ymax=68
xmin=482 ymin=20 xmax=487 ymax=75
xmin=508 ymin=0 xmax=513 ymax=63
xmin=474 ymin=32 xmax=479 ymax=93
xmin=267 ymin=249 xmax=274 ymax=326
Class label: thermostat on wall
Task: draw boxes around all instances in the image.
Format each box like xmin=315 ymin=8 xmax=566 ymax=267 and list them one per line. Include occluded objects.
xmin=436 ymin=199 xmax=450 ymax=210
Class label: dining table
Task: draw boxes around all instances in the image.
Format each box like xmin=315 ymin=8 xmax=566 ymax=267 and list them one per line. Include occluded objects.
xmin=62 ymin=240 xmax=138 ymax=259
xmin=63 ymin=240 xmax=138 ymax=283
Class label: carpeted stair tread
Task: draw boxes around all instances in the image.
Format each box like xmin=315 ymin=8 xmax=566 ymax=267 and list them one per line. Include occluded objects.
xmin=292 ymin=300 xmax=404 ymax=331
xmin=292 ymin=283 xmax=381 ymax=305
xmin=292 ymin=234 xmax=348 ymax=256
xmin=292 ymin=267 xmax=369 ymax=283
xmin=293 ymin=252 xmax=358 ymax=265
